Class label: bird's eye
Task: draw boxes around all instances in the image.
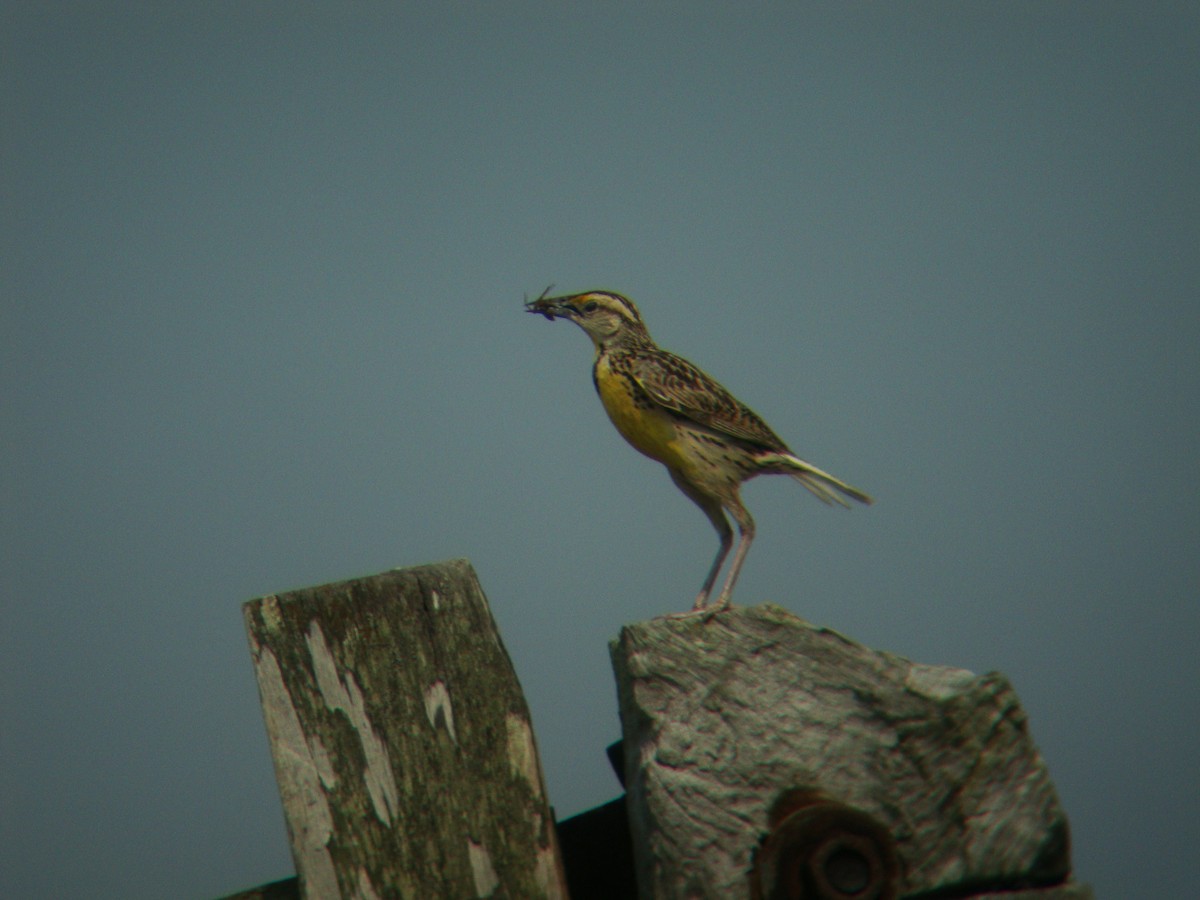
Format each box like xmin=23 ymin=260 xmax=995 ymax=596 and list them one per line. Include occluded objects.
xmin=582 ymin=301 xmax=599 ymax=313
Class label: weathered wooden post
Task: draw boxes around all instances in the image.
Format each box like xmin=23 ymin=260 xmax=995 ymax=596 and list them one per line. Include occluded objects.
xmin=611 ymin=604 xmax=1093 ymax=900
xmin=230 ymin=569 xmax=1091 ymax=899
xmin=241 ymin=559 xmax=567 ymax=899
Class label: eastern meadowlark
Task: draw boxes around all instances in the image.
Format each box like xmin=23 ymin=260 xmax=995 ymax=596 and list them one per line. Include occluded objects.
xmin=526 ymin=289 xmax=871 ymax=616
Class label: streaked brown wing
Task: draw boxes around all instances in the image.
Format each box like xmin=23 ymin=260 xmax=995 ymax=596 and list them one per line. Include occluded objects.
xmin=629 ymin=348 xmax=788 ymax=450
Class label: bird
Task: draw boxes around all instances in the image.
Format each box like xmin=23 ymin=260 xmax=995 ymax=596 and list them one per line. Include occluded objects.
xmin=526 ymin=288 xmax=871 ymax=617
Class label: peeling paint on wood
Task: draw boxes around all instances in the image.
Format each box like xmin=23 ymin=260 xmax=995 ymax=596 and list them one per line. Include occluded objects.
xmin=245 ymin=642 xmax=340 ymax=899
xmin=467 ymin=837 xmax=499 ymax=897
xmin=352 ymin=867 xmax=382 ymax=900
xmin=243 ymin=559 xmax=567 ymax=899
xmin=423 ymin=679 xmax=457 ymax=742
xmin=306 ymin=622 xmax=399 ymax=826
xmin=505 ymin=712 xmax=544 ymax=801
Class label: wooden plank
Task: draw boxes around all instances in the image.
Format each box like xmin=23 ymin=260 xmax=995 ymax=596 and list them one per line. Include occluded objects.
xmin=244 ymin=559 xmax=566 ymax=899
xmin=612 ymin=603 xmax=1087 ymax=899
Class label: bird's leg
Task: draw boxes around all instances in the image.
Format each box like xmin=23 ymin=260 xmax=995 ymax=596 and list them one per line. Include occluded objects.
xmin=692 ymin=518 xmax=733 ymax=610
xmin=666 ymin=469 xmax=732 ymax=617
xmin=704 ymin=501 xmax=755 ymax=615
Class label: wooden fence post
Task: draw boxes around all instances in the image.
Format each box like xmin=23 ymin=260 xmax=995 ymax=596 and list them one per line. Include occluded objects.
xmin=242 ymin=559 xmax=567 ymax=899
xmin=611 ymin=603 xmax=1092 ymax=900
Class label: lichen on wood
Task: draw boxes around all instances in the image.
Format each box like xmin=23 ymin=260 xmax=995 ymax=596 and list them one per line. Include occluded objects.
xmin=244 ymin=559 xmax=566 ymax=899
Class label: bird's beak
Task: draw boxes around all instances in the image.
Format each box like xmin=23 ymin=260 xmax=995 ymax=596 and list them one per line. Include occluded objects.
xmin=525 ymin=293 xmax=576 ymax=321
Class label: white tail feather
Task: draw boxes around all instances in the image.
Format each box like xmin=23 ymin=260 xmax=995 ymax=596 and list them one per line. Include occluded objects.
xmin=761 ymin=452 xmax=873 ymax=507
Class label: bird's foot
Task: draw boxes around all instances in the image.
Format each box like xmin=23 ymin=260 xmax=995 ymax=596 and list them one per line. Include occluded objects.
xmin=662 ymin=597 xmax=735 ymax=621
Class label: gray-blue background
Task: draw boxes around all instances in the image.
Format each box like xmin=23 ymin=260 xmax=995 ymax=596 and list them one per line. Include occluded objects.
xmin=4 ymin=4 xmax=1197 ymax=897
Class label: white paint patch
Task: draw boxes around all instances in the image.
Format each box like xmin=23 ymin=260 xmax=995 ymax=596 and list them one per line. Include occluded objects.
xmin=505 ymin=713 xmax=543 ymax=800
xmin=306 ymin=622 xmax=401 ymax=827
xmin=308 ymin=733 xmax=338 ymax=790
xmin=260 ymin=594 xmax=283 ymax=631
xmin=424 ymin=680 xmax=457 ymax=742
xmin=534 ymin=844 xmax=567 ymax=899
xmin=467 ymin=837 xmax=499 ymax=897
xmin=250 ymin=643 xmax=341 ymax=899
xmin=355 ymin=866 xmax=383 ymax=900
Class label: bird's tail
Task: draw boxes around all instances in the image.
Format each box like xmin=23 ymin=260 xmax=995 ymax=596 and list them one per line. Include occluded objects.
xmin=764 ymin=452 xmax=873 ymax=508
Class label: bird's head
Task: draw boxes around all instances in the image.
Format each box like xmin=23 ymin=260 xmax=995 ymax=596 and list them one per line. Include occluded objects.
xmin=525 ymin=289 xmax=650 ymax=350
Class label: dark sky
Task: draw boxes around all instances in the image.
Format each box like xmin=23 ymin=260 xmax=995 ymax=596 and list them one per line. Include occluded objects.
xmin=3 ymin=4 xmax=1197 ymax=898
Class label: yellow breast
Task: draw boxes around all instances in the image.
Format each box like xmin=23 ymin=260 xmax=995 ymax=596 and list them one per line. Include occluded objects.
xmin=593 ymin=354 xmax=682 ymax=467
